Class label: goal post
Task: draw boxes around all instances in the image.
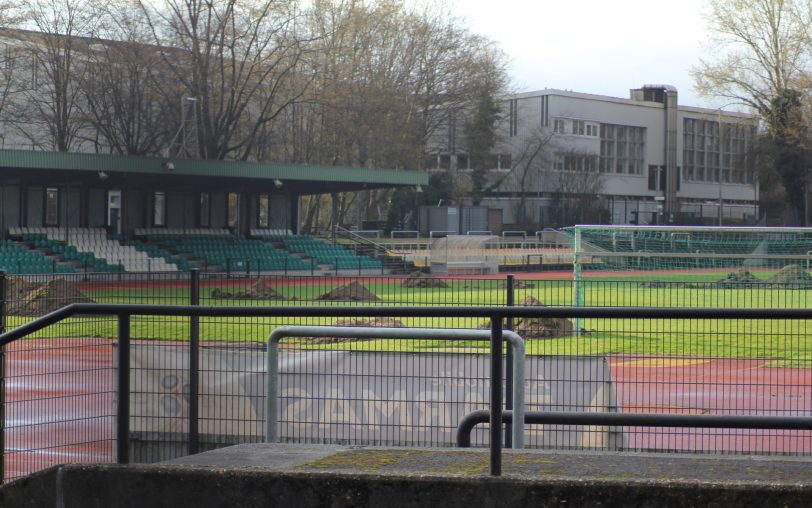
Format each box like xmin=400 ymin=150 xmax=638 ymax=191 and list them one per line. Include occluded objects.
xmin=566 ymin=225 xmax=812 ymax=326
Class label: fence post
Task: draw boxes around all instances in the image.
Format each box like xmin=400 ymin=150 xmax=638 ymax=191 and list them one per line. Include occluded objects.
xmin=489 ymin=314 xmax=503 ymax=476
xmin=0 ymin=270 xmax=6 ymax=482
xmin=189 ymin=269 xmax=200 ymax=455
xmin=505 ymin=274 xmax=514 ymax=448
xmin=117 ymin=314 xmax=131 ymax=465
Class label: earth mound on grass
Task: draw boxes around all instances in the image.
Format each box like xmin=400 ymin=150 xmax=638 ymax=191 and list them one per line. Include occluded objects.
xmin=316 ymin=281 xmax=380 ymax=301
xmin=401 ymin=272 xmax=448 ymax=288
xmin=306 ymin=317 xmax=405 ymax=344
xmin=211 ymin=279 xmax=285 ymax=300
xmin=714 ymin=269 xmax=762 ymax=288
xmin=6 ymin=278 xmax=94 ymax=317
xmin=480 ymin=295 xmax=574 ymax=339
xmin=500 ymin=280 xmax=536 ymax=289
xmin=513 ymin=296 xmax=574 ymax=338
xmin=765 ymin=264 xmax=812 ymax=288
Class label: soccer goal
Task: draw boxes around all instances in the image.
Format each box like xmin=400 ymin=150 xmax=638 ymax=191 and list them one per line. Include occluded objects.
xmin=565 ymin=225 xmax=812 ymax=320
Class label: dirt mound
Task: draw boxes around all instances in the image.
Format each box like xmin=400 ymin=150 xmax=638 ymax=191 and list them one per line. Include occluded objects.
xmin=499 ymin=280 xmax=536 ymax=289
xmin=766 ymin=264 xmax=812 ymax=287
xmin=402 ymin=272 xmax=448 ymax=288
xmin=5 ymin=278 xmax=94 ymax=317
xmin=3 ymin=276 xmax=38 ymax=302
xmin=333 ymin=317 xmax=405 ymax=328
xmin=317 ymin=281 xmax=380 ymax=301
xmin=479 ymin=295 xmax=574 ymax=338
xmin=713 ymin=268 xmax=762 ymax=288
xmin=513 ymin=296 xmax=574 ymax=338
xmin=211 ymin=280 xmax=284 ymax=300
xmin=307 ymin=317 xmax=405 ymax=343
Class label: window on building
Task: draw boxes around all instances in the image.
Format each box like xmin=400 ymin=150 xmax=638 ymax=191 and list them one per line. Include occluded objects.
xmin=683 ymin=117 xmax=752 ymax=183
xmin=456 ymin=153 xmax=469 ymax=170
xmin=153 ymin=191 xmax=166 ymax=226
xmin=553 ymin=119 xmax=566 ymax=134
xmin=497 ymin=153 xmax=511 ymax=169
xmin=227 ymin=192 xmax=239 ymax=229
xmin=600 ymin=123 xmax=645 ymax=175
xmin=258 ymin=194 xmax=269 ymax=228
xmin=199 ymin=192 xmax=210 ymax=227
xmin=44 ymin=188 xmax=59 ymax=226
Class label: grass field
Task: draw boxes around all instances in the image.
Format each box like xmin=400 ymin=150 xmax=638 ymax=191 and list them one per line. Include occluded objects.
xmin=6 ymin=273 xmax=812 ymax=366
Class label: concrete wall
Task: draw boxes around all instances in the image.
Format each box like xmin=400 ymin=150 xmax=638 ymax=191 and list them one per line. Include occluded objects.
xmin=3 ymin=462 xmax=811 ymax=508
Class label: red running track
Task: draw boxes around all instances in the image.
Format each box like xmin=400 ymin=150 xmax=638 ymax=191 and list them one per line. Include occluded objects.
xmin=3 ymin=338 xmax=114 ymax=481
xmin=3 ymin=339 xmax=810 ymax=481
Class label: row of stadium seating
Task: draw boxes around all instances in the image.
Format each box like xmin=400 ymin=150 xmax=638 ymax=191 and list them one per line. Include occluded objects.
xmin=0 ymin=240 xmax=74 ymax=274
xmin=11 ymin=227 xmax=179 ymax=273
xmin=144 ymin=233 xmax=314 ymax=271
xmin=279 ymin=235 xmax=382 ymax=269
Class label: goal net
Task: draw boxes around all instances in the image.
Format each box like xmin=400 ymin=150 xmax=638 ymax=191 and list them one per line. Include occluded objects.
xmin=566 ymin=225 xmax=812 ymax=278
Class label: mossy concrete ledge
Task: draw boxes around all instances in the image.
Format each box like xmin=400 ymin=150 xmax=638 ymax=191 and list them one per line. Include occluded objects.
xmin=2 ymin=444 xmax=812 ymax=507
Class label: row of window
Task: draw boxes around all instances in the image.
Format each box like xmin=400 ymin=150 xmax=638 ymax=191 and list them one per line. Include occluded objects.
xmin=553 ymin=118 xmax=599 ymax=137
xmin=682 ymin=118 xmax=754 ymax=183
xmin=599 ymin=124 xmax=645 ymax=175
xmin=40 ymin=188 xmax=278 ymax=229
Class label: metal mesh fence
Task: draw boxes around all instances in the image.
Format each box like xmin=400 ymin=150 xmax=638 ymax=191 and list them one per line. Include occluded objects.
xmin=1 ymin=270 xmax=811 ymax=483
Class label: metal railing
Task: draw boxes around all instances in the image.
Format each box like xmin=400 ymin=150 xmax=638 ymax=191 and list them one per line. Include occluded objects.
xmin=1 ymin=303 xmax=811 ymax=478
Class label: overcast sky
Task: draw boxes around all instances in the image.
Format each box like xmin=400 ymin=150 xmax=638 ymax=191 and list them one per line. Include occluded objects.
xmin=450 ymin=0 xmax=713 ymax=107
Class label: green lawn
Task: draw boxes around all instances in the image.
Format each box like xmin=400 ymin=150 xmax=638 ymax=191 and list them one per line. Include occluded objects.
xmin=6 ymin=276 xmax=811 ymax=365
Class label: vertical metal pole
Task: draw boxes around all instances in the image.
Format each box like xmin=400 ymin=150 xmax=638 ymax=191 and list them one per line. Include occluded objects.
xmin=117 ymin=314 xmax=131 ymax=464
xmin=0 ymin=270 xmax=6 ymax=482
xmin=504 ymin=274 xmax=514 ymax=448
xmin=189 ymin=269 xmax=200 ymax=454
xmin=573 ymin=226 xmax=583 ymax=333
xmin=489 ymin=315 xmax=503 ymax=476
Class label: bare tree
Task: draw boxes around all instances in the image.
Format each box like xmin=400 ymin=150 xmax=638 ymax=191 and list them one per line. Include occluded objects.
xmin=694 ymin=0 xmax=812 ymax=115
xmin=294 ymin=0 xmax=507 ymax=231
xmin=0 ymin=3 xmax=23 ymax=129
xmin=137 ymin=0 xmax=310 ymax=161
xmin=77 ymin=0 xmax=175 ymax=155
xmin=9 ymin=0 xmax=96 ymax=151
xmin=494 ymin=127 xmax=557 ymax=228
xmin=543 ymin=150 xmax=605 ymax=227
xmin=694 ymin=0 xmax=812 ymax=224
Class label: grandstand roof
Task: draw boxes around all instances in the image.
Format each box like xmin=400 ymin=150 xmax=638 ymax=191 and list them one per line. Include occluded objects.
xmin=0 ymin=149 xmax=427 ymax=191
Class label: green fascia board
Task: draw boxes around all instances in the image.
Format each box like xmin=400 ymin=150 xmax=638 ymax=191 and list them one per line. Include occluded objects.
xmin=0 ymin=149 xmax=427 ymax=186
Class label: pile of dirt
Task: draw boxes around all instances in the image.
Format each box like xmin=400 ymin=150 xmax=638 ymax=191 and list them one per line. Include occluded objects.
xmin=765 ymin=264 xmax=812 ymax=288
xmin=316 ymin=281 xmax=380 ymax=301
xmin=401 ymin=272 xmax=448 ymax=288
xmin=479 ymin=295 xmax=574 ymax=339
xmin=5 ymin=278 xmax=94 ymax=317
xmin=3 ymin=276 xmax=38 ymax=302
xmin=499 ymin=280 xmax=536 ymax=289
xmin=211 ymin=280 xmax=285 ymax=300
xmin=331 ymin=317 xmax=405 ymax=328
xmin=714 ymin=269 xmax=762 ymax=288
xmin=307 ymin=317 xmax=405 ymax=344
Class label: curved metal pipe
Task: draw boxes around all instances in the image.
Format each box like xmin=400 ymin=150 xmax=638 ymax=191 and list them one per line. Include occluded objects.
xmin=456 ymin=410 xmax=812 ymax=448
xmin=266 ymin=326 xmax=525 ymax=448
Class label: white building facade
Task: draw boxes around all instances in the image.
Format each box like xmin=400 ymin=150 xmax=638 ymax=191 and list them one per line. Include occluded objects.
xmin=427 ymin=85 xmax=759 ymax=228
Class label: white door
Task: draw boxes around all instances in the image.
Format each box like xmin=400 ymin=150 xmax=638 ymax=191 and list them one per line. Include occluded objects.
xmin=107 ymin=190 xmax=122 ymax=234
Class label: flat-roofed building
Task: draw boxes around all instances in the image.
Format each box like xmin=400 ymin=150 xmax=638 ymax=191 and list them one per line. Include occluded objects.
xmin=426 ymin=85 xmax=759 ymax=228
